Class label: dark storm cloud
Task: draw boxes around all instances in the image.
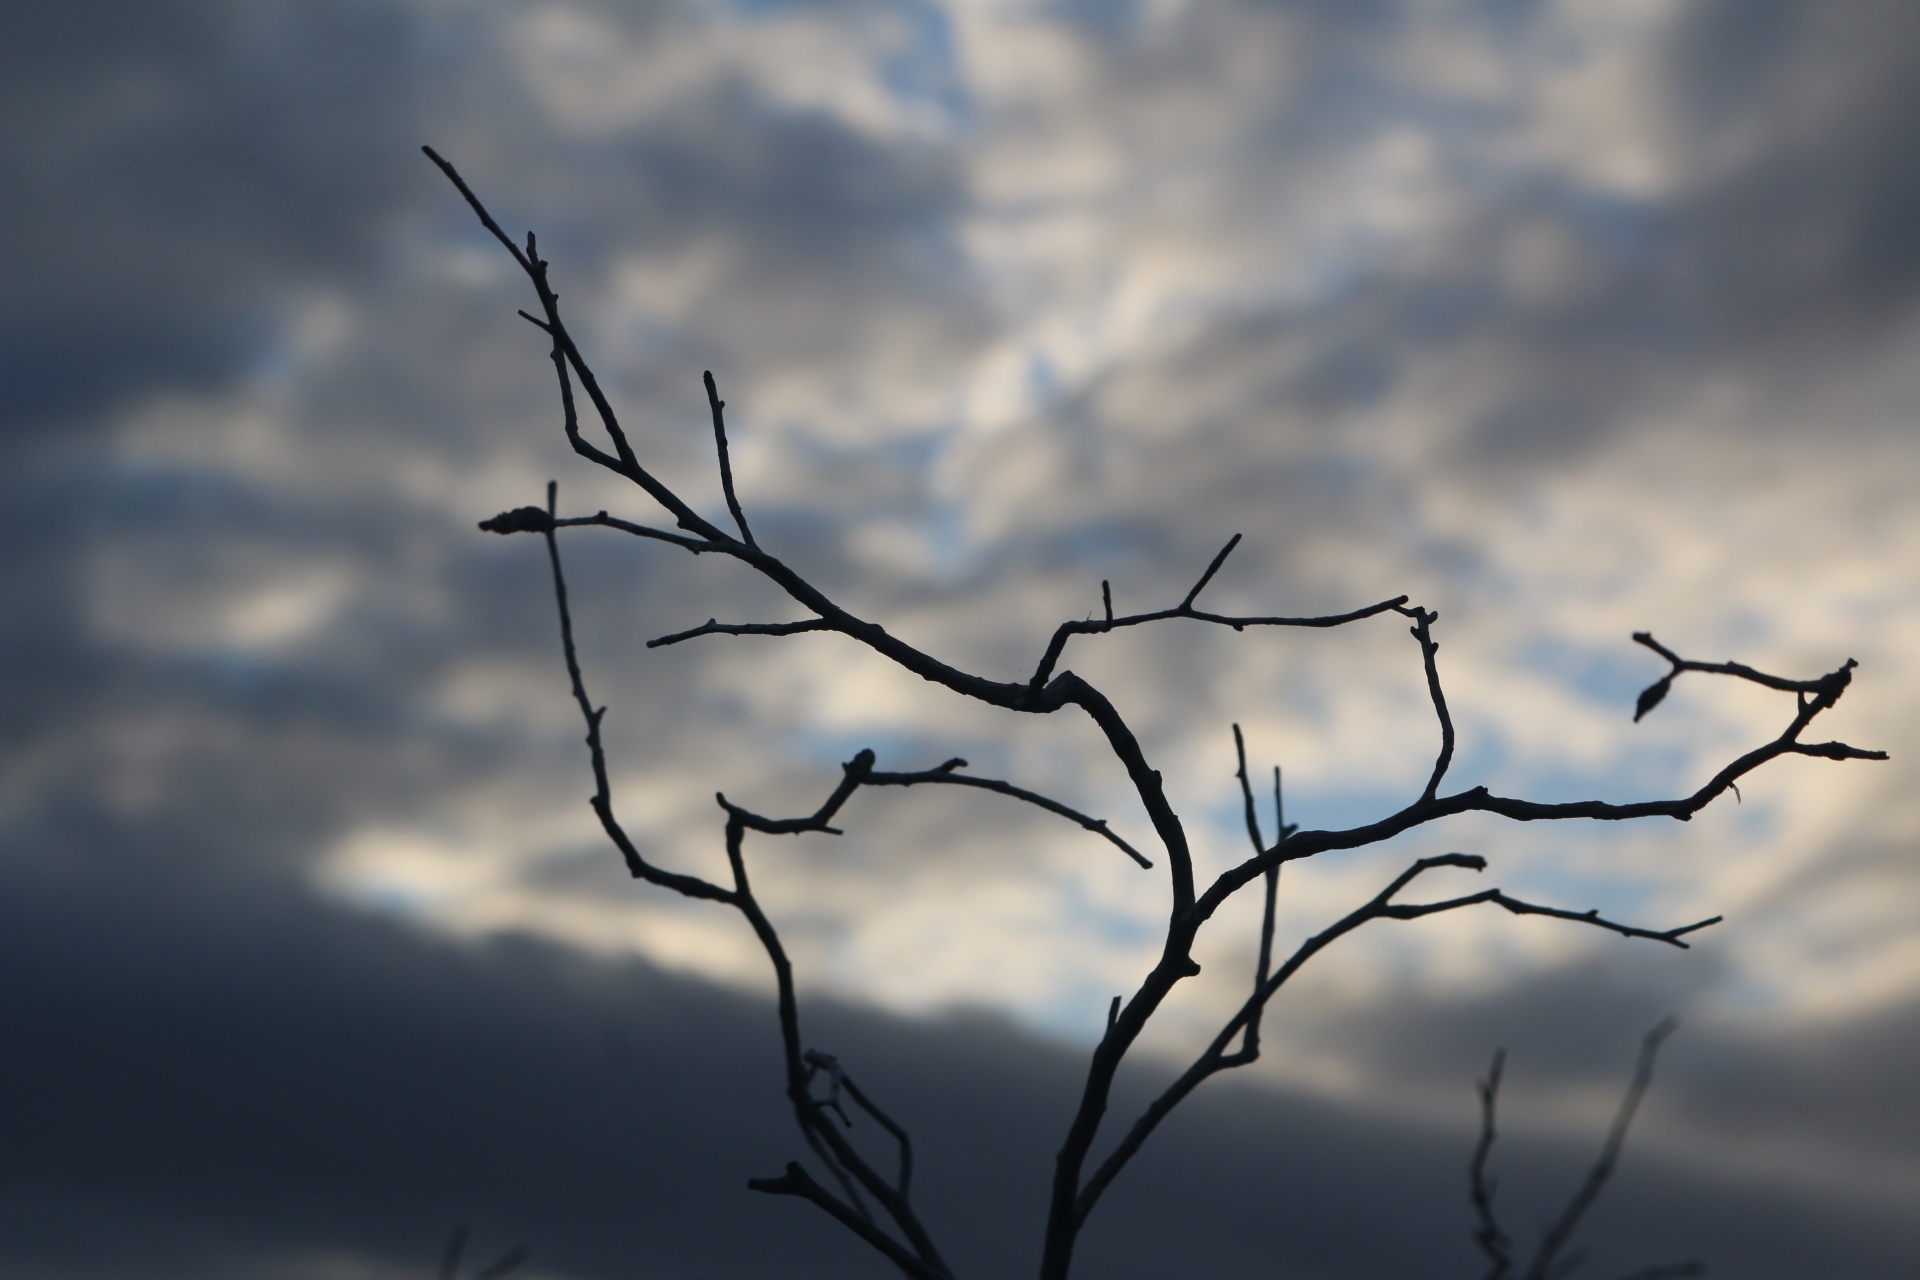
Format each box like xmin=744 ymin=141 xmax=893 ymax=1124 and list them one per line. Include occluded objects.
xmin=9 ymin=840 xmax=1916 ymax=1280
xmin=0 ymin=0 xmax=423 ymax=429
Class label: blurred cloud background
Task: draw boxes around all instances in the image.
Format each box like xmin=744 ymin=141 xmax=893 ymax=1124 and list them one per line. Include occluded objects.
xmin=5 ymin=1 xmax=1918 ymax=1276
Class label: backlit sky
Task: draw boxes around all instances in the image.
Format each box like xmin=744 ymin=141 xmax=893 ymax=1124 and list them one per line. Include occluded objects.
xmin=6 ymin=3 xmax=1919 ymax=1277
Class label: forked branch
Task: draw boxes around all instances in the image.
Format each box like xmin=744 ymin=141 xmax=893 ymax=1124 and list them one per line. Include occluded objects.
xmin=431 ymin=147 xmax=1884 ymax=1280
xmin=1473 ymin=1021 xmax=1703 ymax=1280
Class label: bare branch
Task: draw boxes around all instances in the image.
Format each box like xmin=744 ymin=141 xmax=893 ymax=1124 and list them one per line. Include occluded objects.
xmin=438 ymin=1225 xmax=467 ymax=1280
xmin=425 ymin=147 xmax=733 ymax=540
xmin=1195 ymin=647 xmax=1885 ymax=930
xmin=1523 ymin=1019 xmax=1683 ymax=1280
xmin=539 ymin=482 xmax=733 ymax=904
xmin=1395 ymin=603 xmax=1455 ymax=802
xmin=648 ymin=617 xmax=834 ymax=649
xmin=1634 ymin=630 xmax=1845 ymax=695
xmin=473 ymin=1247 xmax=529 ymax=1280
xmin=807 ymin=1050 xmax=915 ymax=1198
xmin=438 ymin=156 xmax=1876 ymax=1280
xmin=1471 ymin=1049 xmax=1513 ymax=1280
xmin=1383 ymin=893 xmax=1721 ymax=948
xmin=748 ymin=1163 xmax=948 ymax=1280
xmin=1180 ymin=533 xmax=1243 ymax=608
xmin=1024 ymin=589 xmax=1410 ymax=695
xmin=705 ymin=370 xmax=757 ymax=547
xmin=1076 ymin=856 xmax=1714 ymax=1224
xmin=1223 ymin=726 xmax=1286 ymax=1065
xmin=864 ymin=760 xmax=1153 ymax=868
xmin=555 ymin=511 xmax=718 ymax=552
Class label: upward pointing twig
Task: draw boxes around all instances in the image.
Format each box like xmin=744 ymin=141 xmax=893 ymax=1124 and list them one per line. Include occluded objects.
xmin=1470 ymin=1050 xmax=1513 ymax=1280
xmin=1522 ymin=1018 xmax=1687 ymax=1280
xmin=705 ymin=370 xmax=756 ymax=548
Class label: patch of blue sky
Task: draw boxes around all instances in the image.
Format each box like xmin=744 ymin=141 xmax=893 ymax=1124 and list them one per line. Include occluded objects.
xmin=1017 ymin=976 xmax=1136 ymax=1046
xmin=1043 ymin=0 xmax=1144 ymax=44
xmin=1561 ymin=187 xmax=1660 ymax=261
xmin=343 ymin=879 xmax=438 ymax=920
xmin=1511 ymin=633 xmax=1660 ymax=710
xmin=877 ymin=0 xmax=969 ymax=134
xmin=1453 ymin=724 xmax=1704 ymax=808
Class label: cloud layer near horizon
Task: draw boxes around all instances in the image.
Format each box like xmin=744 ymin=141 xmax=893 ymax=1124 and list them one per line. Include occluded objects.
xmin=5 ymin=2 xmax=1918 ymax=1276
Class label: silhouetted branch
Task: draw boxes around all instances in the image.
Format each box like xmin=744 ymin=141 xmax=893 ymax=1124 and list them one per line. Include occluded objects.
xmin=437 ymin=1225 xmax=527 ymax=1280
xmin=1024 ymin=575 xmax=1410 ymax=697
xmin=648 ymin=617 xmax=833 ymax=648
xmin=807 ymin=1050 xmax=914 ymax=1197
xmin=473 ymin=1247 xmax=529 ymax=1280
xmin=1221 ymin=725 xmax=1290 ymax=1065
xmin=438 ymin=1224 xmax=466 ymax=1280
xmin=1470 ymin=1024 xmax=1702 ymax=1280
xmin=1077 ymin=856 xmax=1714 ymax=1224
xmin=431 ymin=147 xmax=1882 ymax=1280
xmin=705 ymin=369 xmax=756 ymax=547
xmin=1396 ymin=602 xmax=1455 ymax=801
xmin=864 ymin=759 xmax=1153 ymax=868
xmin=1523 ymin=1020 xmax=1684 ymax=1280
xmin=1471 ymin=1050 xmax=1513 ymax=1280
xmin=748 ymin=1163 xmax=946 ymax=1280
xmin=539 ymin=481 xmax=733 ymax=904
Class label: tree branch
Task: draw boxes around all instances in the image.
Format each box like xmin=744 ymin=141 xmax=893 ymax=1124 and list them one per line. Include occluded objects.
xmin=1471 ymin=1049 xmax=1513 ymax=1280
xmin=863 ymin=759 xmax=1153 ymax=868
xmin=705 ymin=369 xmax=757 ymax=548
xmin=1396 ymin=602 xmax=1455 ymax=802
xmin=648 ymin=617 xmax=834 ymax=649
xmin=436 ymin=151 xmax=1880 ymax=1280
xmin=538 ymin=482 xmax=733 ymax=904
xmin=748 ymin=1163 xmax=947 ymax=1280
xmin=1075 ymin=858 xmax=1716 ymax=1225
xmin=1522 ymin=1019 xmax=1683 ymax=1280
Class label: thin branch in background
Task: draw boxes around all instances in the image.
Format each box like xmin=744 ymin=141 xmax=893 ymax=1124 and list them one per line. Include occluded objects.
xmin=437 ymin=1224 xmax=467 ymax=1280
xmin=1225 ymin=726 xmax=1288 ymax=1064
xmin=1522 ymin=1019 xmax=1690 ymax=1280
xmin=647 ymin=617 xmax=834 ymax=648
xmin=437 ymin=1226 xmax=527 ymax=1280
xmin=1471 ymin=1049 xmax=1514 ymax=1280
xmin=1471 ymin=1025 xmax=1702 ymax=1280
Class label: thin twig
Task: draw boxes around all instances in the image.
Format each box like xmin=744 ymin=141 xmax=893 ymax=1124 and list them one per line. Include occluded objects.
xmin=539 ymin=482 xmax=733 ymax=903
xmin=1522 ymin=1019 xmax=1683 ymax=1280
xmin=748 ymin=1163 xmax=947 ymax=1280
xmin=1471 ymin=1049 xmax=1513 ymax=1280
xmin=1074 ymin=856 xmax=1713 ymax=1224
xmin=1396 ymin=603 xmax=1456 ymax=801
xmin=1024 ymin=590 xmax=1410 ymax=696
xmin=864 ymin=760 xmax=1153 ymax=868
xmin=705 ymin=370 xmax=757 ymax=547
xmin=649 ymin=617 xmax=833 ymax=648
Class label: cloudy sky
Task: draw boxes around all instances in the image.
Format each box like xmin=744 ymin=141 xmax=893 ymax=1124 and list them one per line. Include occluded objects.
xmin=5 ymin=2 xmax=1919 ymax=1277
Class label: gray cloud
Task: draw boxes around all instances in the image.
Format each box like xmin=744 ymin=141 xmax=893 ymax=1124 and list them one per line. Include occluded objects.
xmin=7 ymin=2 xmax=1919 ymax=1276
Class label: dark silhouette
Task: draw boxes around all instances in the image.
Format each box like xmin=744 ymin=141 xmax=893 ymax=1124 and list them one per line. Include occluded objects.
xmin=425 ymin=146 xmax=1886 ymax=1279
xmin=1471 ymin=1021 xmax=1704 ymax=1280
